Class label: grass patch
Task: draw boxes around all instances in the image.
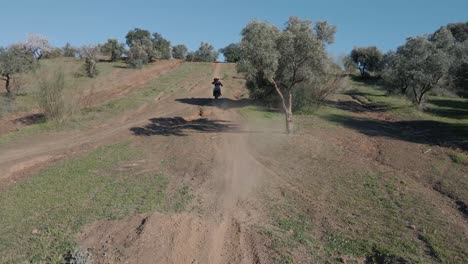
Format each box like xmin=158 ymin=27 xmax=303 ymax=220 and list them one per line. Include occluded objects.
xmin=448 ymin=151 xmax=468 ymax=165
xmin=171 ymin=185 xmax=194 ymax=213
xmin=0 ymin=142 xmax=168 ymax=263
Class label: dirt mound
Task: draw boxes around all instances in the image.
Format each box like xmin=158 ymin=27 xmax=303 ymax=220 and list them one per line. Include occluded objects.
xmin=79 ymin=212 xmax=267 ymax=264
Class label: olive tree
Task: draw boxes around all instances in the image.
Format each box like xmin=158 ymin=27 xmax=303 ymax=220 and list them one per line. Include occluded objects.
xmin=100 ymin=39 xmax=125 ymax=62
xmin=220 ymin=43 xmax=241 ymax=62
xmin=0 ymin=46 xmax=35 ymax=94
xmin=194 ymin=42 xmax=219 ymax=62
xmin=172 ymin=44 xmax=188 ymax=59
xmin=185 ymin=51 xmax=196 ymax=62
xmin=238 ymin=17 xmax=335 ymax=133
xmin=349 ymin=46 xmax=383 ymax=77
xmin=383 ymin=37 xmax=449 ymax=106
xmin=152 ymin=33 xmax=171 ymax=59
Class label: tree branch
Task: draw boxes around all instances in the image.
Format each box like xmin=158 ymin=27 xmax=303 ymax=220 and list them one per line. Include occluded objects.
xmin=271 ymin=78 xmax=289 ymax=114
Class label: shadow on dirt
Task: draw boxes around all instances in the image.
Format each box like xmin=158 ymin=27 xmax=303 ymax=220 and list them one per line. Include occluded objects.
xmin=175 ymin=97 xmax=252 ymax=110
xmin=130 ymin=117 xmax=239 ymax=136
xmin=324 ymin=114 xmax=468 ymax=151
xmin=14 ymin=113 xmax=46 ymax=125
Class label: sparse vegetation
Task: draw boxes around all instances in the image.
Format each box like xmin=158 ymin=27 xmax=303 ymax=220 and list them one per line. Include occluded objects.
xmin=0 ymin=143 xmax=168 ymax=263
xmin=37 ymin=70 xmax=66 ymax=121
xmin=79 ymin=45 xmax=99 ymax=77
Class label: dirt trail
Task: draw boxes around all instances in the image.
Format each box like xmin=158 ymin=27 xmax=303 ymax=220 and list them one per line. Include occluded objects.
xmin=2 ymin=62 xmax=269 ymax=263
xmin=80 ymin=63 xmax=268 ymax=264
xmin=0 ymin=62 xmax=207 ymax=185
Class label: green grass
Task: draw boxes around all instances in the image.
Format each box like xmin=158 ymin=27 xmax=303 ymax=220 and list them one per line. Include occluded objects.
xmin=82 ymin=62 xmax=212 ymax=118
xmin=0 ymin=142 xmax=169 ymax=263
xmin=0 ymin=62 xmax=213 ymax=147
xmin=448 ymin=151 xmax=468 ymax=165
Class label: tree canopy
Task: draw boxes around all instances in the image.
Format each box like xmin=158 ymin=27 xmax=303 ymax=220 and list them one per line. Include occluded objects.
xmin=194 ymin=42 xmax=219 ymax=62
xmin=172 ymin=45 xmax=188 ymax=60
xmin=152 ymin=33 xmax=171 ymax=59
xmin=0 ymin=46 xmax=35 ymax=93
xmin=219 ymin=43 xmax=242 ymax=63
xmin=238 ymin=17 xmax=336 ymax=133
xmin=100 ymin=39 xmax=125 ymax=62
xmin=349 ymin=46 xmax=384 ymax=77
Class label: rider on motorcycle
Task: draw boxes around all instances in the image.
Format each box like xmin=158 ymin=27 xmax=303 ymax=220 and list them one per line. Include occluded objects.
xmin=212 ymin=78 xmax=223 ymax=98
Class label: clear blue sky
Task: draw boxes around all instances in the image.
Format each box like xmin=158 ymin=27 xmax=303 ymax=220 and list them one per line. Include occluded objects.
xmin=1 ymin=0 xmax=467 ymax=59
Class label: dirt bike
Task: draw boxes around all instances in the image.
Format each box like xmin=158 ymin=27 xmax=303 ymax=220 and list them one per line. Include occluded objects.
xmin=213 ymin=86 xmax=221 ymax=99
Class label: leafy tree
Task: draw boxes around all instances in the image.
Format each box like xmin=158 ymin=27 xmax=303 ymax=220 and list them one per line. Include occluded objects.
xmin=15 ymin=33 xmax=52 ymax=61
xmin=125 ymin=28 xmax=152 ymax=47
xmin=62 ymin=43 xmax=77 ymax=57
xmin=194 ymin=42 xmax=219 ymax=62
xmin=342 ymin=55 xmax=356 ymax=73
xmin=383 ymin=37 xmax=449 ymax=106
xmin=219 ymin=43 xmax=242 ymax=62
xmin=127 ymin=41 xmax=150 ymax=68
xmin=79 ymin=45 xmax=100 ymax=77
xmin=125 ymin=28 xmax=160 ymax=65
xmin=152 ymin=33 xmax=171 ymax=59
xmin=185 ymin=51 xmax=196 ymax=62
xmin=445 ymin=22 xmax=468 ymax=43
xmin=349 ymin=46 xmax=384 ymax=77
xmin=100 ymin=39 xmax=125 ymax=62
xmin=238 ymin=17 xmax=335 ymax=133
xmin=172 ymin=45 xmax=188 ymax=59
xmin=0 ymin=46 xmax=35 ymax=94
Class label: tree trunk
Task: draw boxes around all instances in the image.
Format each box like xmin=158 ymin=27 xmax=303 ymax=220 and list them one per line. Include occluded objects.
xmin=286 ymin=91 xmax=293 ymax=134
xmin=4 ymin=74 xmax=10 ymax=94
xmin=271 ymin=79 xmax=294 ymax=134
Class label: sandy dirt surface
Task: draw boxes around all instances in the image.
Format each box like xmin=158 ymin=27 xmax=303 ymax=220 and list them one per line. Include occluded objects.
xmin=79 ymin=63 xmax=273 ymax=264
xmin=2 ymin=63 xmax=466 ymax=263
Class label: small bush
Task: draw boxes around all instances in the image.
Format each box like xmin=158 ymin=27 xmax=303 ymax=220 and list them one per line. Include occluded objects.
xmin=293 ymin=73 xmax=346 ymax=112
xmin=448 ymin=151 xmax=468 ymax=165
xmin=38 ymin=71 xmax=66 ymax=121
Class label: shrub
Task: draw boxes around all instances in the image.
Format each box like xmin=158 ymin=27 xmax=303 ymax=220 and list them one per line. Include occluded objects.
xmin=38 ymin=71 xmax=66 ymax=121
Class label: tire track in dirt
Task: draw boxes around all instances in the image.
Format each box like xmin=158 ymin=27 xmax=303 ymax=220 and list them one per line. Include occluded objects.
xmin=79 ymin=63 xmax=270 ymax=263
xmin=0 ymin=62 xmax=206 ymax=186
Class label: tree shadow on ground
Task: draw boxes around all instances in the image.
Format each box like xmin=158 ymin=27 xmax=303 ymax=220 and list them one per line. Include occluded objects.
xmin=349 ymin=74 xmax=383 ymax=85
xmin=324 ymin=114 xmax=468 ymax=150
xmin=130 ymin=117 xmax=239 ymax=136
xmin=425 ymin=98 xmax=468 ymax=120
xmin=175 ymin=97 xmax=252 ymax=110
xmin=429 ymin=99 xmax=468 ymax=110
xmin=325 ymin=100 xmax=398 ymax=113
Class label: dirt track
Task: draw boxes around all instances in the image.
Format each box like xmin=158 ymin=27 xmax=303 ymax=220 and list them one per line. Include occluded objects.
xmin=1 ymin=63 xmax=272 ymax=263
xmin=79 ymin=63 xmax=271 ymax=263
xmin=2 ymin=63 xmax=466 ymax=263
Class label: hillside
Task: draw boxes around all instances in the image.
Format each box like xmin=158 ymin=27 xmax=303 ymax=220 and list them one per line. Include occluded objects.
xmin=0 ymin=61 xmax=467 ymax=263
